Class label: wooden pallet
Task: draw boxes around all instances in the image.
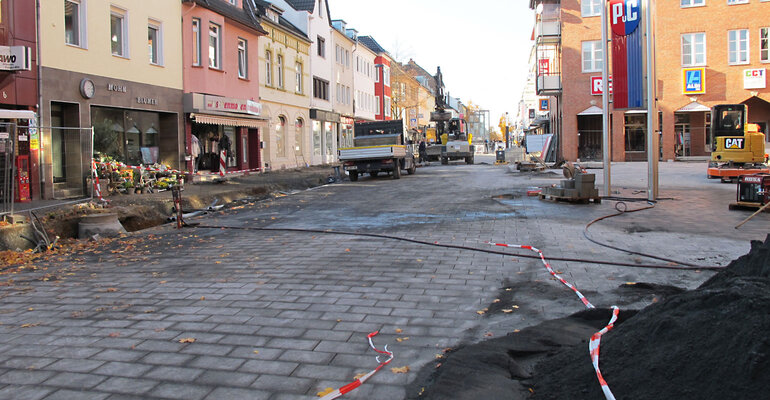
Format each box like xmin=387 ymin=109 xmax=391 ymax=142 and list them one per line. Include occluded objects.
xmin=539 ymin=193 xmax=602 ymax=204
xmin=729 ymin=202 xmax=769 ymax=212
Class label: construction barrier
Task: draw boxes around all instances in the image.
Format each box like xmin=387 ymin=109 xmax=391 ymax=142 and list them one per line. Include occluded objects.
xmin=487 ymin=241 xmax=619 ymax=400
xmin=319 ymin=331 xmax=393 ymax=400
xmin=94 ymin=159 xmax=260 ymax=178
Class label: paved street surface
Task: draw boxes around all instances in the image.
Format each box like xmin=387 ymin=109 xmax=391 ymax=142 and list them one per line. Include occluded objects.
xmin=0 ymin=155 xmax=767 ymax=399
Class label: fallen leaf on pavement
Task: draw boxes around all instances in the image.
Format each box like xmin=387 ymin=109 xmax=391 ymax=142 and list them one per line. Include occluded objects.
xmin=200 ymin=296 xmax=206 ymax=300
xmin=391 ymin=366 xmax=410 ymax=374
xmin=435 ymin=363 xmax=442 ymax=369
xmin=395 ymin=328 xmax=403 ymax=333
xmin=253 ymin=350 xmax=259 ymax=354
xmin=492 ymin=299 xmax=500 ymax=303
xmin=353 ymin=372 xmax=367 ymax=380
xmin=502 ymin=309 xmax=513 ymax=313
xmin=317 ymin=387 xmax=334 ymax=397
xmin=179 ymin=338 xmax=196 ymax=343
xmin=435 ymin=354 xmax=444 ymax=359
xmin=20 ymin=323 xmax=40 ymax=328
xmin=505 ymin=288 xmax=512 ymax=291
xmin=159 ymin=281 xmax=167 ymax=284
xmin=396 ymin=337 xmax=409 ymax=342
xmin=476 ymin=310 xmax=485 ymax=315
xmin=108 ymin=332 xmax=121 ymax=337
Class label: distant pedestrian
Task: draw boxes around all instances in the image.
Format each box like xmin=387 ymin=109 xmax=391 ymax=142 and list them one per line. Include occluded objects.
xmin=418 ymin=140 xmax=427 ymax=165
xmin=191 ymin=135 xmax=201 ymax=173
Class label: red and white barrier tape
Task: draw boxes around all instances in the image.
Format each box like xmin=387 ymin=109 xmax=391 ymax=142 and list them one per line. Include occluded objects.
xmin=219 ymin=150 xmax=226 ymax=177
xmin=91 ymin=159 xmax=109 ymax=203
xmin=319 ymin=331 xmax=393 ymax=400
xmin=486 ymin=241 xmax=618 ymax=400
xmin=95 ymin=159 xmax=260 ymax=177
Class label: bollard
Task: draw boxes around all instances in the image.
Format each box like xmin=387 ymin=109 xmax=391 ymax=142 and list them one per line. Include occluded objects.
xmin=171 ymin=183 xmax=183 ymax=229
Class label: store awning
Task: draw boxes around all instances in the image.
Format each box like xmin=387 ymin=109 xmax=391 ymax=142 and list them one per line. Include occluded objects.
xmin=676 ymin=101 xmax=710 ymax=113
xmin=192 ymin=113 xmax=266 ymax=128
xmin=625 ymin=109 xmax=647 ymax=114
xmin=0 ymin=109 xmax=36 ymax=119
xmin=578 ymin=106 xmax=603 ymax=115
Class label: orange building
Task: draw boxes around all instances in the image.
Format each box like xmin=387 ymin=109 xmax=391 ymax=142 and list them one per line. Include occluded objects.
xmin=531 ymin=0 xmax=770 ymax=162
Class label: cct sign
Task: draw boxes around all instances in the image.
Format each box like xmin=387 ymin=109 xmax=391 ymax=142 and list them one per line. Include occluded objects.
xmin=610 ymin=0 xmax=641 ymax=36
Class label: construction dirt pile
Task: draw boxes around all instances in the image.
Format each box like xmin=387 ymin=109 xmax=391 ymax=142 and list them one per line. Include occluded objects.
xmin=409 ymin=235 xmax=770 ymax=400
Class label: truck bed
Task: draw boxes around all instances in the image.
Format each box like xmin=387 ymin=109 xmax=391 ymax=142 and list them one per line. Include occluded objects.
xmin=339 ymin=145 xmax=407 ymax=161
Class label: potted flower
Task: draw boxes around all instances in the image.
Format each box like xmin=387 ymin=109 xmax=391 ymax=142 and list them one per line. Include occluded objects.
xmin=122 ymin=180 xmax=135 ymax=195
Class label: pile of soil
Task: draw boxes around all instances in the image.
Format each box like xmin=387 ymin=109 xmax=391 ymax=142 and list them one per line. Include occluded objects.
xmin=532 ymin=235 xmax=770 ymax=399
xmin=409 ymin=235 xmax=770 ymax=400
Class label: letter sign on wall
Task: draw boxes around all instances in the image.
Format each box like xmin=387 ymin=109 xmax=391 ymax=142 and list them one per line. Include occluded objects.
xmin=609 ymin=0 xmax=644 ymax=109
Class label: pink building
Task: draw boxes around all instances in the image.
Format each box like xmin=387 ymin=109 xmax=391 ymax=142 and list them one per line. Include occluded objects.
xmin=182 ymin=0 xmax=268 ymax=174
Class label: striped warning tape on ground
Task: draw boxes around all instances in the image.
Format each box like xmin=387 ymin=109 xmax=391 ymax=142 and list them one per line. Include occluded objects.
xmin=486 ymin=241 xmax=618 ymax=400
xmin=319 ymin=331 xmax=393 ymax=400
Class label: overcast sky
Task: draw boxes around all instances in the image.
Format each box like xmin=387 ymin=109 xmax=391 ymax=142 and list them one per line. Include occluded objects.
xmin=328 ymin=0 xmax=534 ymax=127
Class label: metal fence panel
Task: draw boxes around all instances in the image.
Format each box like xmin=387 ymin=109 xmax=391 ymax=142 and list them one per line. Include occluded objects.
xmin=1 ymin=123 xmax=16 ymax=215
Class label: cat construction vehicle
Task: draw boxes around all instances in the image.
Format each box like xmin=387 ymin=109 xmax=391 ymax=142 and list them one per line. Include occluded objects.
xmin=707 ymin=104 xmax=769 ymax=182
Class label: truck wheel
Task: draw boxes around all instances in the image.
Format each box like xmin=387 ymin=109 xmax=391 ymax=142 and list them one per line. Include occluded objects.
xmin=349 ymin=171 xmax=358 ymax=181
xmin=465 ymin=156 xmax=474 ymax=164
xmin=441 ymin=157 xmax=448 ymax=165
xmin=393 ymin=160 xmax=401 ymax=179
xmin=407 ymin=163 xmax=416 ymax=175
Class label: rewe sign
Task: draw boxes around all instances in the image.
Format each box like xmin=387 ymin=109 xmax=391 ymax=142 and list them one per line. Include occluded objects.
xmin=609 ymin=0 xmax=644 ymax=109
xmin=591 ymin=76 xmax=614 ymax=95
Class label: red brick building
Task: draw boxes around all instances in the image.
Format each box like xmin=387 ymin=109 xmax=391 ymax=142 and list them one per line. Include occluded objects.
xmin=531 ymin=0 xmax=770 ymax=162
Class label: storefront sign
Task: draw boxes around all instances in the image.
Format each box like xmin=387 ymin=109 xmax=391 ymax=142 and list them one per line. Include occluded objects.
xmin=743 ymin=68 xmax=766 ymax=89
xmin=136 ymin=97 xmax=158 ymax=105
xmin=0 ymin=45 xmax=32 ymax=71
xmin=29 ymin=117 xmax=39 ymax=150
xmin=539 ymin=99 xmax=549 ymax=111
xmin=610 ymin=0 xmax=644 ymax=109
xmin=591 ymin=76 xmax=614 ymax=95
xmin=108 ymin=83 xmax=128 ymax=93
xmin=683 ymin=68 xmax=706 ymax=94
xmin=204 ymin=95 xmax=261 ymax=116
xmin=538 ymin=59 xmax=550 ymax=75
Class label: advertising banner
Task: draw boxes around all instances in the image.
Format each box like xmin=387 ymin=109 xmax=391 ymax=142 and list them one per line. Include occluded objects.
xmin=609 ymin=0 xmax=644 ymax=109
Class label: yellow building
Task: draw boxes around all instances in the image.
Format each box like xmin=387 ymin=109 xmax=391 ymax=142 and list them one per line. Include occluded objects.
xmin=392 ymin=61 xmax=435 ymax=140
xmin=38 ymin=0 xmax=184 ymax=199
xmin=258 ymin=3 xmax=312 ymax=170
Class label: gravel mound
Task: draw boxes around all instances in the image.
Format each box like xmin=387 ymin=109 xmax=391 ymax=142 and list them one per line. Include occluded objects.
xmin=531 ymin=235 xmax=770 ymax=400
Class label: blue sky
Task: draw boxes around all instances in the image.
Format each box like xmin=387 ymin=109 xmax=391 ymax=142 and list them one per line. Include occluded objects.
xmin=328 ymin=0 xmax=534 ymax=126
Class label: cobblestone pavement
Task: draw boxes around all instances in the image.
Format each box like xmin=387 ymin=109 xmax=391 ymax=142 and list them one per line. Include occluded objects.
xmin=0 ymin=156 xmax=766 ymax=399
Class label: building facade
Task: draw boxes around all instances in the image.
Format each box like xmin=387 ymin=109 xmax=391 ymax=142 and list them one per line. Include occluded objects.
xmin=0 ymin=0 xmax=37 ymax=202
xmin=531 ymin=0 xmax=770 ymax=163
xmin=331 ymin=20 xmax=355 ymax=150
xmin=359 ymin=36 xmax=392 ymax=121
xmin=182 ymin=0 xmax=267 ymax=176
xmin=39 ymin=0 xmax=184 ymax=199
xmin=348 ymin=28 xmax=377 ymax=122
xmin=258 ymin=2 xmax=312 ymax=170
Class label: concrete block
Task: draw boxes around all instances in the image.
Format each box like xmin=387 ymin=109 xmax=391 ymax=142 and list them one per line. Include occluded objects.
xmin=575 ymin=173 xmax=596 ymax=184
xmin=561 ymin=180 xmax=575 ymax=189
xmin=562 ymin=188 xmax=578 ymax=199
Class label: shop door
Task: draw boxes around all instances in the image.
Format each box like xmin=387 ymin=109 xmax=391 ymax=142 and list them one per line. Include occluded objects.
xmin=674 ymin=113 xmax=691 ymax=157
xmin=577 ymin=114 xmax=602 ymax=161
xmin=248 ymin=128 xmax=261 ymax=170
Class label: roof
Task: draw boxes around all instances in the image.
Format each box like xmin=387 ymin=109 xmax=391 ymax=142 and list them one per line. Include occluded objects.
xmin=577 ymin=106 xmax=602 ymax=115
xmin=358 ymin=35 xmax=388 ymax=55
xmin=185 ymin=0 xmax=267 ymax=35
xmin=283 ymin=0 xmax=314 ymax=11
xmin=676 ymin=101 xmax=711 ymax=113
xmin=277 ymin=16 xmax=309 ymax=40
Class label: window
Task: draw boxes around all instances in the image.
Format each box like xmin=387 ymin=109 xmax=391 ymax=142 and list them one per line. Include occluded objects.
xmin=376 ymin=95 xmax=380 ymax=114
xmin=228 ymin=0 xmax=237 ymax=5
xmin=295 ymin=62 xmax=303 ymax=93
xmin=317 ymin=36 xmax=325 ymax=57
xmin=275 ymin=116 xmax=286 ymax=156
xmin=582 ymin=0 xmax=602 ymax=17
xmin=265 ymin=51 xmax=272 ymax=85
xmin=681 ymin=33 xmax=706 ymax=66
xmin=384 ymin=96 xmax=391 ymax=118
xmin=727 ymin=0 xmax=748 ymax=4
xmin=65 ymin=0 xmax=84 ymax=47
xmin=383 ymin=66 xmax=390 ymax=86
xmin=313 ymin=120 xmax=321 ymax=155
xmin=625 ymin=114 xmax=646 ymax=152
xmin=375 ymin=66 xmax=380 ymax=83
xmin=313 ymin=77 xmax=329 ymax=100
xmin=277 ymin=54 xmax=284 ymax=88
xmin=237 ymin=38 xmax=247 ymax=78
xmin=762 ymin=27 xmax=769 ymax=62
xmin=148 ymin=22 xmax=162 ymax=65
xmin=110 ymin=9 xmax=127 ymax=57
xmin=680 ymin=0 xmax=705 ymax=7
xmin=209 ymin=23 xmax=221 ymax=69
xmin=192 ymin=18 xmax=201 ymax=66
xmin=581 ymin=41 xmax=603 ymax=72
xmin=345 ymin=50 xmax=350 ymax=68
xmin=728 ymin=29 xmax=749 ymax=64
xmin=295 ymin=118 xmax=304 ymax=155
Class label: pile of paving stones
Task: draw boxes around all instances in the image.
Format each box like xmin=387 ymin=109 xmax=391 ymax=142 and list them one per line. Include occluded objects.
xmin=410 ymin=235 xmax=770 ymax=400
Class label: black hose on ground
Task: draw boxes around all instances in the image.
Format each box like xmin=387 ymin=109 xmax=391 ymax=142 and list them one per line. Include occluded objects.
xmin=191 ymin=224 xmax=725 ymax=271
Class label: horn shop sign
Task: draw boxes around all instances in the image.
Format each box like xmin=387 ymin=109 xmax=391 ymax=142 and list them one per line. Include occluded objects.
xmin=609 ymin=0 xmax=644 ymax=110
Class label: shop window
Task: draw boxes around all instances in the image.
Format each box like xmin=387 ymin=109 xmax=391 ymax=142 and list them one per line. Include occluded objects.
xmin=582 ymin=0 xmax=602 ymax=17
xmin=681 ymin=33 xmax=706 ymax=66
xmin=192 ymin=18 xmax=201 ymax=66
xmin=223 ymin=126 xmax=236 ymax=167
xmin=761 ymin=28 xmax=769 ymax=62
xmin=238 ymin=38 xmax=248 ymax=78
xmin=65 ymin=0 xmax=86 ymax=47
xmin=265 ymin=50 xmax=272 ymax=85
xmin=92 ymin=107 xmax=160 ymax=166
xmin=295 ymin=62 xmax=303 ymax=93
xmin=209 ymin=23 xmax=221 ymax=69
xmin=148 ymin=21 xmax=163 ymax=65
xmin=313 ymin=120 xmax=322 ymax=156
xmin=728 ymin=29 xmax=749 ymax=65
xmin=624 ymin=114 xmax=646 ymax=152
xmin=111 ymin=8 xmax=128 ymax=57
xmin=582 ymin=40 xmax=603 ymax=72
xmin=277 ymin=54 xmax=284 ymax=88
xmin=295 ymin=118 xmax=304 ymax=155
xmin=275 ymin=115 xmax=286 ymax=157
xmin=324 ymin=121 xmax=335 ymax=157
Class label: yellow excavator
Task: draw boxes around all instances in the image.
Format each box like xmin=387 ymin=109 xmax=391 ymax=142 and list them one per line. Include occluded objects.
xmin=707 ymin=104 xmax=769 ymax=182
